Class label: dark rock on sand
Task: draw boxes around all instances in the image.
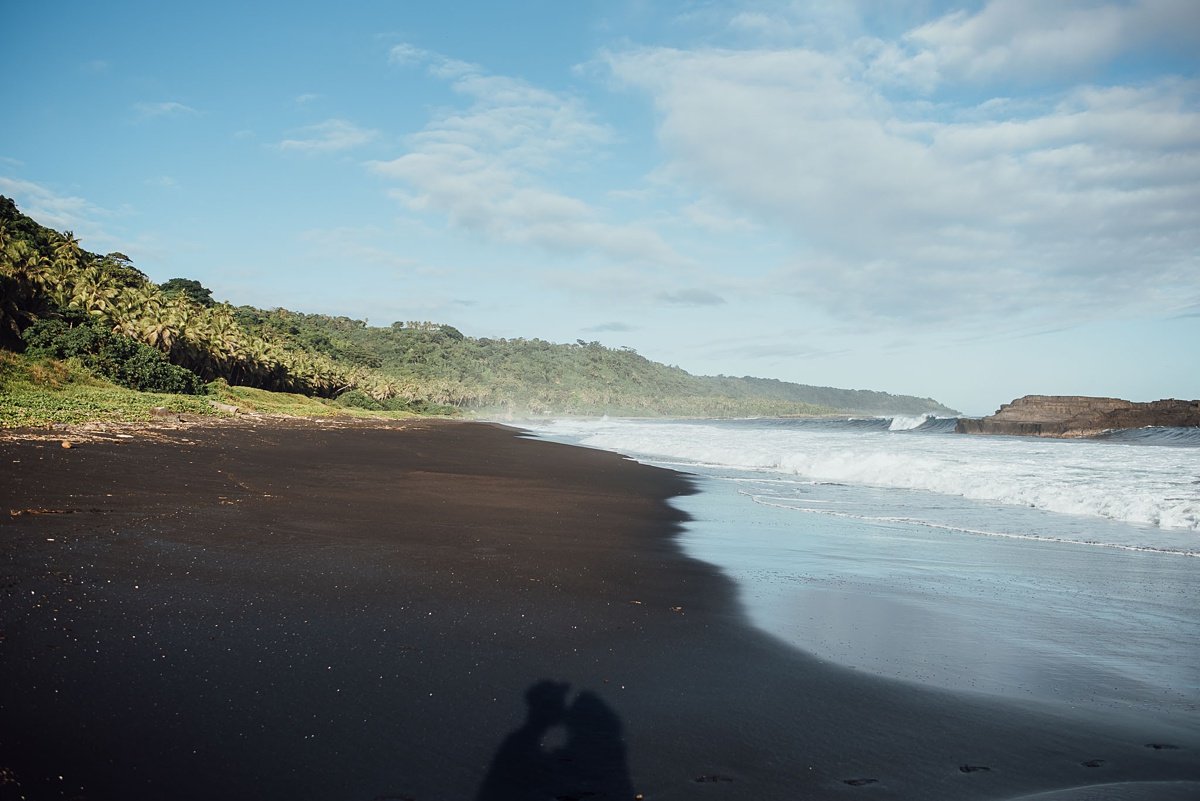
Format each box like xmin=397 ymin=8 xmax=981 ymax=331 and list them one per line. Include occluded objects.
xmin=955 ymin=395 xmax=1200 ymax=438
xmin=694 ymin=774 xmax=735 ymax=783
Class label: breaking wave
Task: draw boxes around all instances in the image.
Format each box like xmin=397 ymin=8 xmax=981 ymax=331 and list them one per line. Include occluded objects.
xmin=530 ymin=417 xmax=1200 ymax=539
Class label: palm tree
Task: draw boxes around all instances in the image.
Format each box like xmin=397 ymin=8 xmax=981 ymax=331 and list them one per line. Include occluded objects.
xmin=51 ymin=232 xmax=83 ymax=274
xmin=0 ymin=271 xmax=28 ymax=345
xmin=109 ymin=289 xmax=143 ymax=340
xmin=163 ymin=295 xmax=206 ymax=371
xmin=0 ymin=239 xmax=55 ymax=343
xmin=370 ymin=377 xmax=401 ymax=401
xmin=204 ymin=305 xmax=243 ymax=371
xmin=69 ymin=264 xmax=119 ymax=320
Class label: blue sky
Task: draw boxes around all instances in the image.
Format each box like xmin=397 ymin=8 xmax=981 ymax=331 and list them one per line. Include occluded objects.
xmin=2 ymin=0 xmax=1197 ymax=414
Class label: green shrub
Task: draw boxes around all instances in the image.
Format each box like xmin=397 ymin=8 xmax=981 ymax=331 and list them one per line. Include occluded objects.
xmin=22 ymin=317 xmax=205 ymax=395
xmin=333 ymin=389 xmax=456 ymax=415
xmin=334 ymin=388 xmax=384 ymax=410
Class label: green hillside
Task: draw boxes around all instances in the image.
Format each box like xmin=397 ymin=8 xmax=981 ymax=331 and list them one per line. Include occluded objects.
xmin=242 ymin=309 xmax=956 ymax=417
xmin=1 ymin=196 xmax=957 ymax=420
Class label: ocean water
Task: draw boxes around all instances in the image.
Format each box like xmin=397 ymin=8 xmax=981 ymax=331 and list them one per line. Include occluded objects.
xmin=523 ymin=416 xmax=1200 ymax=729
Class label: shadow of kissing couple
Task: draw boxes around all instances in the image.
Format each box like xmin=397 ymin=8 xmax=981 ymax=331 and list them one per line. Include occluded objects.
xmin=476 ymin=679 xmax=636 ymax=801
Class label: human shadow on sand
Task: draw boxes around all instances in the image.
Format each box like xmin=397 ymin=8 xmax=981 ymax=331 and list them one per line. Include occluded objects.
xmin=476 ymin=680 xmax=635 ymax=801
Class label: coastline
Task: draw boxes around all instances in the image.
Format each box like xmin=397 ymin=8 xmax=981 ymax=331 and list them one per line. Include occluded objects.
xmin=1 ymin=419 xmax=1197 ymax=799
xmin=672 ymin=472 xmax=1200 ymax=724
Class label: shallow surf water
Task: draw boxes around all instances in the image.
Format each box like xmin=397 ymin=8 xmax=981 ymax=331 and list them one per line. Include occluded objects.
xmin=524 ymin=416 xmax=1200 ymax=731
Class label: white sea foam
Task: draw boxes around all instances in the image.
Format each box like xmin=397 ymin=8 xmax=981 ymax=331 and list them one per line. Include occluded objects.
xmin=745 ymin=492 xmax=1200 ymax=557
xmin=530 ymin=418 xmax=1200 ymax=544
xmin=887 ymin=413 xmax=931 ymax=431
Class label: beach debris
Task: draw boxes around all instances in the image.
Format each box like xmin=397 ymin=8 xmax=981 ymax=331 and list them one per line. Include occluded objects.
xmin=958 ymin=764 xmax=991 ymax=773
xmin=628 ymin=600 xmax=643 ymax=605
xmin=60 ymin=440 xmax=73 ymax=449
xmin=693 ymin=774 xmax=733 ymax=783
xmin=843 ymin=778 xmax=879 ymax=786
xmin=1081 ymin=759 xmax=1105 ymax=767
xmin=208 ymin=400 xmax=240 ymax=414
xmin=670 ymin=606 xmax=684 ymax=614
xmin=10 ymin=508 xmax=75 ymax=518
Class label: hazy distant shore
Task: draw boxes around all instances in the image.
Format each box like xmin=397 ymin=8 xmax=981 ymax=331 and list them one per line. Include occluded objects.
xmin=1 ymin=419 xmax=1196 ymax=800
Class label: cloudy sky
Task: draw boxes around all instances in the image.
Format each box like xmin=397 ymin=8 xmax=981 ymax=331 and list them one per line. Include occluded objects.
xmin=3 ymin=0 xmax=1198 ymax=414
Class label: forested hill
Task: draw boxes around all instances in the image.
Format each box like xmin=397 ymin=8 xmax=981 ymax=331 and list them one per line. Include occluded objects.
xmin=1 ymin=196 xmax=956 ymax=417
xmin=233 ymin=310 xmax=956 ymax=417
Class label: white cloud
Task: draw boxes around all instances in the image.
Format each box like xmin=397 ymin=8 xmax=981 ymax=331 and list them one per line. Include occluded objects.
xmin=373 ymin=44 xmax=684 ymax=268
xmin=145 ymin=175 xmax=179 ymax=189
xmin=279 ymin=119 xmax=379 ymax=153
xmin=0 ymin=176 xmax=116 ymax=249
xmin=728 ymin=11 xmax=785 ymax=38
xmin=657 ymin=288 xmax=727 ymax=306
xmin=389 ymin=42 xmax=475 ymax=79
xmin=387 ymin=43 xmax=428 ymax=66
xmin=299 ymin=226 xmax=419 ymax=272
xmin=606 ymin=42 xmax=1200 ymax=327
xmin=700 ymin=332 xmax=850 ymax=363
xmin=725 ymin=2 xmax=867 ymax=46
xmin=133 ymin=101 xmax=197 ymax=119
xmin=889 ymin=0 xmax=1200 ymax=87
xmin=681 ymin=198 xmax=759 ymax=234
xmin=582 ymin=321 xmax=636 ymax=333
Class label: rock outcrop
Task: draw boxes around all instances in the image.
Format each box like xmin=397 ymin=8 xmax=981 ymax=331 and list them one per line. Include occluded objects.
xmin=955 ymin=395 xmax=1200 ymax=438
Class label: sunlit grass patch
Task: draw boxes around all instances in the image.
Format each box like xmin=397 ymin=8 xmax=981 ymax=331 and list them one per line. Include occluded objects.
xmin=0 ymin=351 xmax=218 ymax=427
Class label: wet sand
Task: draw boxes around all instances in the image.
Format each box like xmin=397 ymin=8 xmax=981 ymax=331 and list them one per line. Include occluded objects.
xmin=1 ymin=419 xmax=1197 ymax=800
xmin=673 ymin=475 xmax=1200 ymax=725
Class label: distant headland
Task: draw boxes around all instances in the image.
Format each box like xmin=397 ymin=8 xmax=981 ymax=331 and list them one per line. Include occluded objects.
xmin=956 ymin=395 xmax=1200 ymax=438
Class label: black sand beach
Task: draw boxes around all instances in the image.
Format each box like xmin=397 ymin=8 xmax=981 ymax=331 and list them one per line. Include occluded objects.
xmin=1 ymin=419 xmax=1197 ymax=800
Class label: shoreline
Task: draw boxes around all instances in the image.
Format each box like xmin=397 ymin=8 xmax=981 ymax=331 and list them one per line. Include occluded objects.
xmin=2 ymin=419 xmax=1197 ymax=799
xmin=672 ymin=472 xmax=1200 ymax=726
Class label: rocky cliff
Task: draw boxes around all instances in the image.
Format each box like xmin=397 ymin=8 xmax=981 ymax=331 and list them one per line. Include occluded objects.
xmin=955 ymin=395 xmax=1200 ymax=438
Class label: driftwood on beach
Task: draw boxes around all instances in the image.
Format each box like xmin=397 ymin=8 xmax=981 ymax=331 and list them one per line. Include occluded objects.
xmin=956 ymin=395 xmax=1200 ymax=438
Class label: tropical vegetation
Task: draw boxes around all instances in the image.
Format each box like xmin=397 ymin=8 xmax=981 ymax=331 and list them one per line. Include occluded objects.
xmin=1 ymin=195 xmax=957 ymax=424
